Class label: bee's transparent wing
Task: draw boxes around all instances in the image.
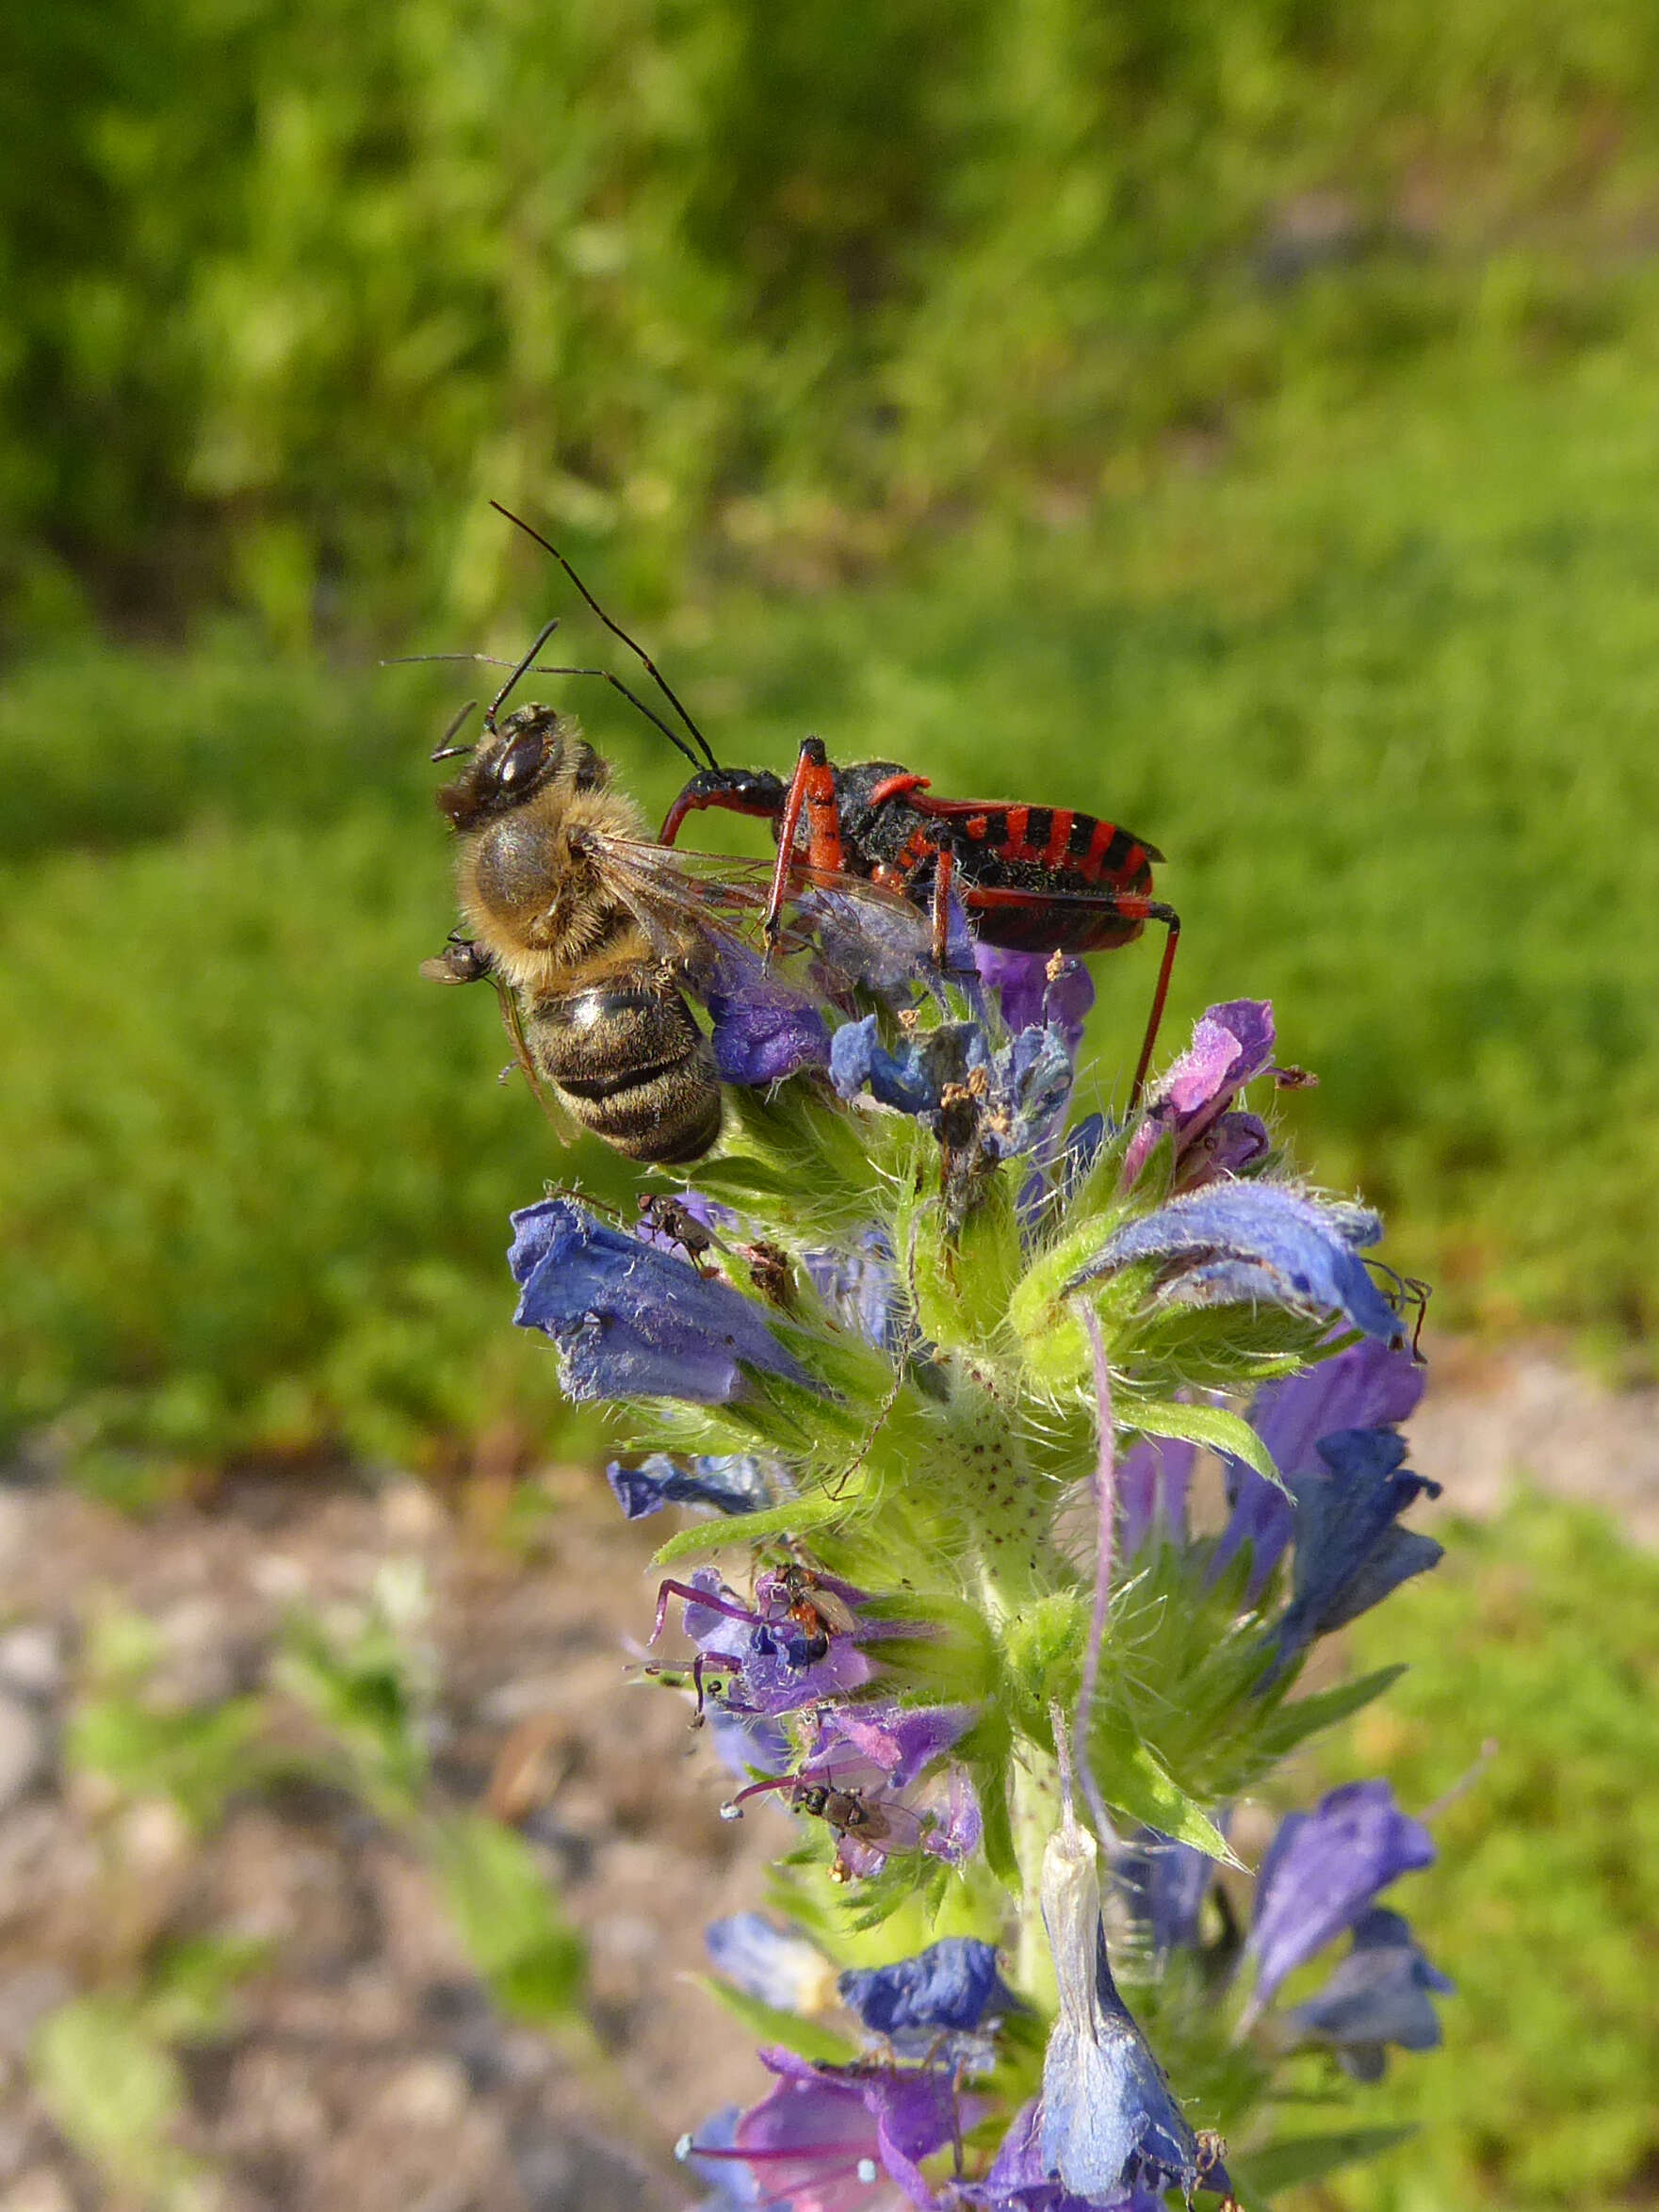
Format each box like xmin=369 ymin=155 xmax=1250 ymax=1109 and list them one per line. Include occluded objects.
xmin=581 ymin=836 xmax=960 ymax=1002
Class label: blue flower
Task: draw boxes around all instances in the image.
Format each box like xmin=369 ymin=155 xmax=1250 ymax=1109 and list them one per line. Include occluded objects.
xmin=704 ymin=944 xmax=833 ymax=1085
xmin=958 ymin=2099 xmax=1170 ymax=2212
xmin=838 ymin=1937 xmax=1021 ymax=2044
xmin=1263 ymin=1427 xmax=1442 ymax=1677
xmin=830 ymin=1012 xmax=1076 ymax=1162
xmin=1212 ymin=1338 xmax=1425 ymax=1598
xmin=509 ymin=1197 xmax=819 ymax=1403
xmin=1284 ymin=1907 xmax=1454 ymax=2081
xmin=830 ymin=1016 xmax=985 ymax=1116
xmin=706 ymin=1914 xmax=838 ymax=2014
xmin=1073 ymin=1182 xmax=1405 ymax=1345
xmin=606 ymin=1453 xmax=780 ymax=1521
xmin=1040 ymin=1809 xmax=1202 ymax=2204
xmin=1244 ymin=1781 xmax=1436 ymax=2019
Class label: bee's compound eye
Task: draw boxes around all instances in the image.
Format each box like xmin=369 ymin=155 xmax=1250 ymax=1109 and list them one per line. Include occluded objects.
xmin=496 ymin=725 xmax=546 ymax=790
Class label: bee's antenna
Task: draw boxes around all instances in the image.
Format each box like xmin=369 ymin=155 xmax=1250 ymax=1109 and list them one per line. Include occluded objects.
xmin=431 ymin=698 xmax=479 ymax=762
xmin=489 ymin=500 xmax=722 ymax=773
xmin=486 ymin=615 xmax=562 ymax=727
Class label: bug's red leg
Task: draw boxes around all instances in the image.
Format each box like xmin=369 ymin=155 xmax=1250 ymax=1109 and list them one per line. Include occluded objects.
xmin=929 ymin=844 xmax=956 ymax=968
xmin=1126 ymin=903 xmax=1180 ymax=1112
xmin=762 ymin=739 xmax=844 ymax=956
xmin=762 ymin=746 xmax=817 ymax=954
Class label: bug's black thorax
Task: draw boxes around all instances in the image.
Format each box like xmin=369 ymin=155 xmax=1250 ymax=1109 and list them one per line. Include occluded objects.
xmin=828 ymin=761 xmax=940 ymax=876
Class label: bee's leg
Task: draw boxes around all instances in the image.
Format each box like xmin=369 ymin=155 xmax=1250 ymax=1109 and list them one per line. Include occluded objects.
xmin=419 ymin=935 xmax=494 ymax=984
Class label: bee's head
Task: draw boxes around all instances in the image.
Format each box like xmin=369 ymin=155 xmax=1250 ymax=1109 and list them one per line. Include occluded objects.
xmin=437 ymin=705 xmax=602 ymax=830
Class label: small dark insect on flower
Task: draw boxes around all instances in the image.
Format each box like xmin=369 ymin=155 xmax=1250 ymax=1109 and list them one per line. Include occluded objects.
xmin=724 ymin=1769 xmax=925 ymax=1872
xmin=740 ymin=1238 xmax=797 ymax=1309
xmin=637 ymin=1193 xmax=722 ymax=1273
xmin=773 ymin=1561 xmax=860 ymax=1656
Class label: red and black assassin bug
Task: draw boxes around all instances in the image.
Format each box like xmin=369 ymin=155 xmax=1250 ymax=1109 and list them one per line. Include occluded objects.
xmin=660 ymin=740 xmax=1179 ymax=1107
xmin=479 ymin=503 xmax=1181 ymax=1107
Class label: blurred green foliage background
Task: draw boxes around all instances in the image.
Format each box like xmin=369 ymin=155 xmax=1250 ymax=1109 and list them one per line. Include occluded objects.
xmin=4 ymin=2 xmax=1658 ymax=2204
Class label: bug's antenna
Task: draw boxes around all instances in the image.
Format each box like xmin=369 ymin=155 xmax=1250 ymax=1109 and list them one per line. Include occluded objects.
xmin=384 ymin=652 xmax=708 ymax=770
xmin=490 ymin=500 xmax=721 ymax=773
xmin=431 ymin=698 xmax=479 ymax=761
xmin=486 ymin=615 xmax=561 ymax=727
xmin=529 ymin=664 xmax=706 ymax=770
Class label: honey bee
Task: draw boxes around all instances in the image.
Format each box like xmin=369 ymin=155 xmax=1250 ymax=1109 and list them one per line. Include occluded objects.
xmin=418 ymin=515 xmax=946 ymax=1164
xmin=427 ymin=701 xmax=725 ymax=1163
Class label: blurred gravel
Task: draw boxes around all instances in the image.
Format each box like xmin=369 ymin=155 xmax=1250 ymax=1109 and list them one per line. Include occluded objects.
xmin=0 ymin=1466 xmax=789 ymax=2212
xmin=0 ymin=1345 xmax=1648 ymax=2207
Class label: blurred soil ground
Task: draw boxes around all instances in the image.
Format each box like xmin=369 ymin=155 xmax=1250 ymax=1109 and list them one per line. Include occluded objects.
xmin=0 ymin=1342 xmax=1650 ymax=2212
xmin=0 ymin=1473 xmax=789 ymax=2212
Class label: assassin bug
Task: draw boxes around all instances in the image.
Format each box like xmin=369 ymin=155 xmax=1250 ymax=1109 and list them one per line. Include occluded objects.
xmin=660 ymin=741 xmax=1180 ymax=1106
xmin=464 ymin=503 xmax=1181 ymax=1106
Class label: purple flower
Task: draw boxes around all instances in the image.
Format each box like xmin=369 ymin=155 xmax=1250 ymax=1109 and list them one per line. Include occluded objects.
xmin=1122 ymin=1000 xmax=1276 ymax=1191
xmin=706 ymin=947 xmax=834 ymax=1084
xmin=1285 ymin=1907 xmax=1454 ymax=2080
xmin=1039 ymin=1811 xmax=1201 ymax=2204
xmin=805 ymin=1235 xmax=898 ymax=1352
xmin=707 ymin=1915 xmax=838 ymax=2014
xmin=659 ymin=1567 xmax=879 ymax=1717
xmin=812 ymin=1703 xmax=977 ymax=1790
xmin=1075 ymin=1182 xmax=1405 ymax=1346
xmin=838 ymin=1938 xmax=1021 ymax=2044
xmin=1116 ymin=1437 xmax=1195 ymax=1557
xmin=974 ymin=947 xmax=1096 ymax=1058
xmin=1252 ymin=1337 xmax=1426 ymax=1474
xmin=509 ymin=1197 xmax=819 ymax=1403
xmin=704 ymin=1701 xmax=791 ymax=1778
xmin=1112 ymin=1827 xmax=1217 ymax=1960
xmin=681 ymin=2047 xmax=960 ymax=2212
xmin=1212 ymin=1339 xmax=1425 ymax=1596
xmin=606 ymin=1453 xmax=779 ymax=1521
xmin=1264 ymin=1428 xmax=1442 ymax=1675
xmin=724 ymin=1706 xmax=981 ymax=1879
xmin=806 ymin=1707 xmax=984 ymax=1882
xmin=682 ymin=2106 xmax=762 ymax=2212
xmin=1245 ymin=1781 xmax=1436 ymax=2016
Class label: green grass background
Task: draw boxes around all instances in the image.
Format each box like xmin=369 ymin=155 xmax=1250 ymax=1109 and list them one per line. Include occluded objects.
xmin=5 ymin=2 xmax=1658 ymax=2202
xmin=8 ymin=362 xmax=1659 ymax=1464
